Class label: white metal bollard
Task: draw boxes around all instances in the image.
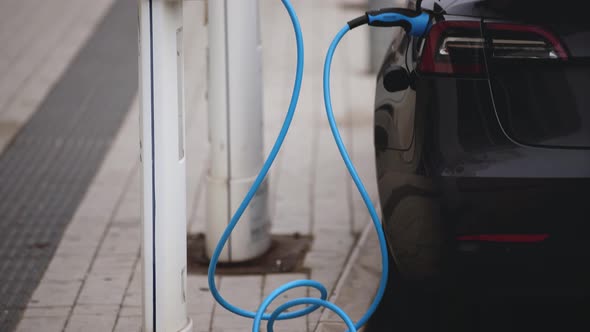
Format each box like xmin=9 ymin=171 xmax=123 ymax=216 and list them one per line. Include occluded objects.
xmin=138 ymin=0 xmax=193 ymax=331
xmin=206 ymin=0 xmax=271 ymax=262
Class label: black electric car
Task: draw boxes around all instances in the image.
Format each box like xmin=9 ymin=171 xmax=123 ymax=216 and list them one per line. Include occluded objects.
xmin=371 ymin=0 xmax=590 ymax=330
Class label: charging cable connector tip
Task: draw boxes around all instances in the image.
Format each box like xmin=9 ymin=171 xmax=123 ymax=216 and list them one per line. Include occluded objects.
xmin=348 ymin=8 xmax=431 ymax=37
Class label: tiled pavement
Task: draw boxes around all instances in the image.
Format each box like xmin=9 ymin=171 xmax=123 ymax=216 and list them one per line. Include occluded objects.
xmin=2 ymin=0 xmax=390 ymax=331
xmin=0 ymin=0 xmax=117 ymax=154
xmin=0 ymin=0 xmax=137 ymax=330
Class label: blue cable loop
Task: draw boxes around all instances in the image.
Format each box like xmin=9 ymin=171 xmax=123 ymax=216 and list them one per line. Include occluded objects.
xmin=207 ymin=1 xmax=389 ymax=331
xmin=322 ymin=25 xmax=389 ymax=330
xmin=207 ymin=0 xmax=318 ymax=323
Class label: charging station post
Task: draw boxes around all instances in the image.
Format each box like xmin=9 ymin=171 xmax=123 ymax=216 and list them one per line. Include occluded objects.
xmin=138 ymin=0 xmax=193 ymax=331
xmin=206 ymin=0 xmax=271 ymax=262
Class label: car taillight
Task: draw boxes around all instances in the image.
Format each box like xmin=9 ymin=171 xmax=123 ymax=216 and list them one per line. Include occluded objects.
xmin=419 ymin=21 xmax=484 ymax=75
xmin=486 ymin=23 xmax=568 ymax=61
xmin=456 ymin=234 xmax=550 ymax=243
xmin=418 ymin=21 xmax=568 ymax=75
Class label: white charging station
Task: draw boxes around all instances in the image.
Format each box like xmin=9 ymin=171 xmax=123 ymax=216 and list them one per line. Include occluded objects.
xmin=138 ymin=0 xmax=270 ymax=329
xmin=206 ymin=0 xmax=271 ymax=263
xmin=139 ymin=0 xmax=193 ymax=331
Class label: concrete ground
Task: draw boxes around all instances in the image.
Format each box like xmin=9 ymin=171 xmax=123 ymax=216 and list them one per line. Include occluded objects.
xmin=1 ymin=0 xmax=389 ymax=331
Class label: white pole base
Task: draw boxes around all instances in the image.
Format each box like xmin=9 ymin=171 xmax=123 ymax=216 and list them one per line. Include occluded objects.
xmin=206 ymin=175 xmax=271 ymax=263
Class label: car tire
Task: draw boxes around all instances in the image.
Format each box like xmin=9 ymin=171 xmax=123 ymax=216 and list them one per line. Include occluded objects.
xmin=365 ymin=248 xmax=442 ymax=332
xmin=385 ymin=194 xmax=445 ymax=280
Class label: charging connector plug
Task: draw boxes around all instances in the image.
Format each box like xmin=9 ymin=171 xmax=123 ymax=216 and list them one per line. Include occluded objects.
xmin=347 ymin=8 xmax=431 ymax=36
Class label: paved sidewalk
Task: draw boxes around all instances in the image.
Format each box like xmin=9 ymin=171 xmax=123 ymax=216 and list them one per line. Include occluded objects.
xmin=0 ymin=0 xmax=134 ymax=330
xmin=11 ymin=0 xmax=384 ymax=331
xmin=0 ymin=0 xmax=116 ymax=154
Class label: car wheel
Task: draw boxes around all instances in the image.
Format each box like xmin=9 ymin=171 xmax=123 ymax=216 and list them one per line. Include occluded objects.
xmin=385 ymin=194 xmax=444 ymax=280
xmin=365 ymin=248 xmax=442 ymax=332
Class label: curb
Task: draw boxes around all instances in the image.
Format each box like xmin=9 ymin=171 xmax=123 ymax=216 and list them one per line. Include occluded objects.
xmin=315 ymin=216 xmax=383 ymax=331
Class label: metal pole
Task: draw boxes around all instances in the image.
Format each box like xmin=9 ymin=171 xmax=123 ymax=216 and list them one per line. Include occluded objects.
xmin=206 ymin=0 xmax=271 ymax=262
xmin=139 ymin=0 xmax=193 ymax=331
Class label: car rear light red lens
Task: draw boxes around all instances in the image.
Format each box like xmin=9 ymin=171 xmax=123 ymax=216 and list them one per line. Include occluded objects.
xmin=418 ymin=21 xmax=568 ymax=75
xmin=419 ymin=21 xmax=484 ymax=75
xmin=456 ymin=234 xmax=550 ymax=243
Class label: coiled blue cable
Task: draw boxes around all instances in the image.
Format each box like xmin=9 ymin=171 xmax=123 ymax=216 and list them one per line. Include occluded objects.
xmin=207 ymin=1 xmax=389 ymax=331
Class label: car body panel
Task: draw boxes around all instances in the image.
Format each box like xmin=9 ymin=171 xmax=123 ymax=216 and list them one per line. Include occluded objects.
xmin=420 ymin=0 xmax=588 ymax=23
xmin=373 ymin=2 xmax=590 ymax=290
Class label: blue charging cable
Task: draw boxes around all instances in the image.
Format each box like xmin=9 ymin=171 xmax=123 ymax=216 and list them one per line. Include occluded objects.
xmin=207 ymin=1 xmax=431 ymax=331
